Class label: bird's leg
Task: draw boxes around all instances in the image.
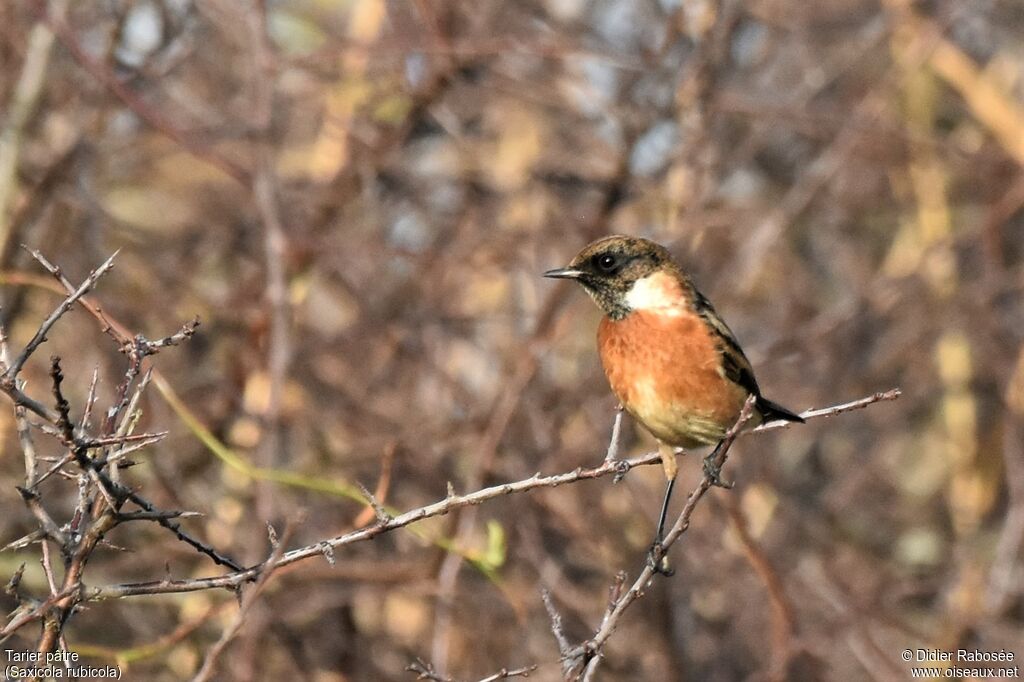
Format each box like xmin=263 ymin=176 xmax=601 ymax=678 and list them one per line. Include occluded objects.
xmin=702 ymin=439 xmax=733 ymax=489
xmin=654 ymin=476 xmax=676 ymax=544
xmin=647 ymin=443 xmax=678 ymax=576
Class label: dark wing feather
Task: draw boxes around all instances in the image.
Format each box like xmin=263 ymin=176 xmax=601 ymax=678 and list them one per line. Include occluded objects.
xmin=690 ymin=288 xmax=761 ymax=397
xmin=691 ymin=286 xmax=805 ymax=424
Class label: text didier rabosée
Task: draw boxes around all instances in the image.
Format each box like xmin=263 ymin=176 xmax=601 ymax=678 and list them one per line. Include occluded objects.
xmin=915 ymin=649 xmax=1016 ymax=662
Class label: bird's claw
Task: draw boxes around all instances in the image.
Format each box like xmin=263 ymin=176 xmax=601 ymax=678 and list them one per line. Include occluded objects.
xmin=646 ymin=541 xmax=675 ymax=577
xmin=702 ymin=454 xmax=734 ymax=489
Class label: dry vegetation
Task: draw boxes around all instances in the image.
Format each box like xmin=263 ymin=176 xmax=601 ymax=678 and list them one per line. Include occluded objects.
xmin=0 ymin=0 xmax=1022 ymax=680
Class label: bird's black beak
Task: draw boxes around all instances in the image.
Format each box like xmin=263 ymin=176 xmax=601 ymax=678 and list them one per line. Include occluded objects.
xmin=543 ymin=267 xmax=585 ymax=280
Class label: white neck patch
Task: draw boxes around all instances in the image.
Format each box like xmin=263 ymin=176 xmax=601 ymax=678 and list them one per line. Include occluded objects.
xmin=624 ymin=271 xmax=686 ymax=313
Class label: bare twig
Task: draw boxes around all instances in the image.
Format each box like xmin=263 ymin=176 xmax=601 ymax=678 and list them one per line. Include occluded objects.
xmin=84 ymin=390 xmax=900 ymax=601
xmin=357 ymin=481 xmax=392 ymax=525
xmin=190 ymin=523 xmax=294 ymax=682
xmin=751 ymin=389 xmax=901 ymax=432
xmin=2 ymin=250 xmax=117 ymax=379
xmin=121 ymin=488 xmax=244 ymax=572
xmin=572 ymin=396 xmax=759 ymax=679
xmin=0 ymin=585 xmax=77 ymax=643
xmin=406 ymin=658 xmax=537 ymax=682
xmin=49 ymin=355 xmax=74 ymax=443
xmin=16 ymin=486 xmax=66 ymax=548
xmin=78 ymin=366 xmax=99 ymax=437
xmin=146 ymin=317 xmax=201 ymax=352
xmin=408 ymin=659 xmax=453 ymax=682
xmin=478 ymin=667 xmax=537 ymax=682
xmin=116 ymin=510 xmax=203 ymax=523
xmin=542 ymin=589 xmax=572 ymax=660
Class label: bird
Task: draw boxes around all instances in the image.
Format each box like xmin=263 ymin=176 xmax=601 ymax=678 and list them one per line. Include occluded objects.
xmin=544 ymin=235 xmax=804 ymax=569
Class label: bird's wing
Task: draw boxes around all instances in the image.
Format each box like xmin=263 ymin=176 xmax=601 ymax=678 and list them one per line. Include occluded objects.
xmin=690 ymin=287 xmax=762 ymax=398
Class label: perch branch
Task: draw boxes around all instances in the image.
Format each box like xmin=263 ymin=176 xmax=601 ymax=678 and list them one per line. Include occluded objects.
xmin=85 ymin=390 xmax=900 ymax=601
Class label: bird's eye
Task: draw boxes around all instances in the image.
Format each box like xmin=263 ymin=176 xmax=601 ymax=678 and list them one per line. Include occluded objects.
xmin=595 ymin=253 xmax=619 ymax=273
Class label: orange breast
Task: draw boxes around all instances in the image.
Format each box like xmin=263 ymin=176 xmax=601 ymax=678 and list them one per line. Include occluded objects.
xmin=597 ymin=310 xmax=748 ymax=447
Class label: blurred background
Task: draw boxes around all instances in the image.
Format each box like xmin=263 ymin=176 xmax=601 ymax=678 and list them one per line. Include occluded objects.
xmin=0 ymin=0 xmax=1022 ymax=680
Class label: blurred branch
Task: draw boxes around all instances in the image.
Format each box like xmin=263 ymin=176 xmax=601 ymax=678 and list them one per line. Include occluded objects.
xmin=41 ymin=3 xmax=251 ymax=186
xmin=85 ymin=389 xmax=900 ymax=601
xmin=796 ymin=558 xmax=905 ymax=681
xmin=0 ymin=0 xmax=68 ymax=256
xmin=247 ymin=1 xmax=294 ymax=521
xmin=720 ymin=493 xmax=797 ymax=680
xmin=985 ymin=420 xmax=1024 ymax=613
xmin=894 ymin=6 xmax=1024 ymax=165
xmin=70 ymin=602 xmax=230 ymax=666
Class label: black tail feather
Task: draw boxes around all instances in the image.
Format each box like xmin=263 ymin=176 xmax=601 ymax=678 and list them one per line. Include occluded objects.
xmin=756 ymin=396 xmax=805 ymax=424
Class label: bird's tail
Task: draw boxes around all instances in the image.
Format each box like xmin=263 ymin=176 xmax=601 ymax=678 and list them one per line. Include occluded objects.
xmin=757 ymin=396 xmax=805 ymax=424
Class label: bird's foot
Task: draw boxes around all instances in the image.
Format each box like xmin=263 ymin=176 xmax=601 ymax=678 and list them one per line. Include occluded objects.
xmin=702 ymin=453 xmax=734 ymax=489
xmin=646 ymin=540 xmax=675 ymax=577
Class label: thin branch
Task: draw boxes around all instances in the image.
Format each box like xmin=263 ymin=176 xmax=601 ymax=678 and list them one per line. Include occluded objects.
xmin=16 ymin=486 xmax=66 ymax=547
xmin=750 ymin=390 xmax=901 ymax=433
xmin=406 ymin=659 xmax=537 ymax=682
xmin=16 ymin=405 xmax=39 ymax=487
xmin=85 ymin=390 xmax=900 ymax=601
xmin=190 ymin=523 xmax=293 ymax=682
xmin=3 ymin=249 xmax=117 ymax=379
xmin=541 ymin=589 xmax=572 ymax=659
xmin=578 ymin=572 xmax=627 ymax=682
xmin=408 ymin=659 xmax=453 ymax=682
xmin=84 ymin=431 xmax=167 ymax=449
xmin=353 ymin=441 xmax=397 ymax=528
xmin=566 ymin=391 xmax=906 ymax=677
xmin=3 ymin=529 xmax=45 ymax=552
xmin=122 ymin=488 xmax=244 ymax=572
xmin=49 ymin=356 xmax=74 ymax=443
xmin=116 ymin=510 xmax=203 ymax=523
xmin=572 ymin=396 xmax=759 ymax=679
xmin=0 ymin=585 xmax=77 ymax=643
xmin=78 ymin=366 xmax=99 ymax=437
xmin=356 ymin=481 xmax=392 ymax=525
xmin=146 ymin=317 xmax=201 ymax=352
xmin=478 ymin=667 xmax=537 ymax=682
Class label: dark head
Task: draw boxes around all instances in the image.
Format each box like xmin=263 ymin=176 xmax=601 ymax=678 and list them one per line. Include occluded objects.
xmin=543 ymin=235 xmax=682 ymax=320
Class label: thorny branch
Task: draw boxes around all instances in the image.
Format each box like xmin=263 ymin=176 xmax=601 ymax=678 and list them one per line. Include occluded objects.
xmin=406 ymin=658 xmax=538 ymax=682
xmin=190 ymin=522 xmax=295 ymax=682
xmin=0 ymin=251 xmax=239 ymax=652
xmin=571 ymin=397 xmax=760 ymax=680
xmin=82 ymin=389 xmax=899 ymax=603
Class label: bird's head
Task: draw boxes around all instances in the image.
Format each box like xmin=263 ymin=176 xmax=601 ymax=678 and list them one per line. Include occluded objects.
xmin=544 ymin=235 xmax=685 ymax=320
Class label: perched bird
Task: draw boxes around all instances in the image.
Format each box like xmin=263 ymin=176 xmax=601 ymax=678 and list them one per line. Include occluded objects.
xmin=544 ymin=235 xmax=803 ymax=563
